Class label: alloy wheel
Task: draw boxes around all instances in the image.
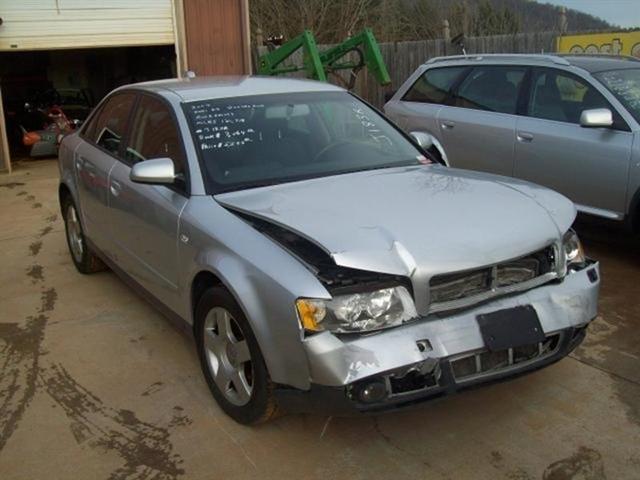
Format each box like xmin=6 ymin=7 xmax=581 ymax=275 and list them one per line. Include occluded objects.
xmin=65 ymin=203 xmax=84 ymax=263
xmin=203 ymin=307 xmax=254 ymax=406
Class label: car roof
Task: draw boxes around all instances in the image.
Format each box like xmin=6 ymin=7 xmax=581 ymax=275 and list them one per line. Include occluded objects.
xmin=424 ymin=53 xmax=640 ymax=73
xmin=123 ymin=76 xmax=344 ymax=102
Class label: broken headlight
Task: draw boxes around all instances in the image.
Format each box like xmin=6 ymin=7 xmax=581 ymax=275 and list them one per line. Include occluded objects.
xmin=563 ymin=229 xmax=586 ymax=271
xmin=296 ymin=286 xmax=417 ymax=333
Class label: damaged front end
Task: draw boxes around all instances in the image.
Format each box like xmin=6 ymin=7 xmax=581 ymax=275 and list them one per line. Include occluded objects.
xmin=234 ymin=208 xmax=599 ymax=414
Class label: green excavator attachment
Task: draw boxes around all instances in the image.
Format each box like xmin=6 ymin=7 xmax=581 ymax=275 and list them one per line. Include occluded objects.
xmin=257 ymin=28 xmax=391 ymax=89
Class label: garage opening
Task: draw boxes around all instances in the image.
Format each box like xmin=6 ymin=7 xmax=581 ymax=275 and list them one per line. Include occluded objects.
xmin=0 ymin=45 xmax=176 ymax=163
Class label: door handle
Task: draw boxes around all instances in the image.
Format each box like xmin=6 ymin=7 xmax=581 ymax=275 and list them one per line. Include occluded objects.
xmin=441 ymin=121 xmax=456 ymax=130
xmin=75 ymin=156 xmax=85 ymax=171
xmin=110 ymin=180 xmax=121 ymax=197
xmin=517 ymin=132 xmax=534 ymax=143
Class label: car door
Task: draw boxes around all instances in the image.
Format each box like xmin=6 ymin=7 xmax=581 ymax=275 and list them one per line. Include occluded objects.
xmin=514 ymin=67 xmax=634 ymax=218
xmin=74 ymin=92 xmax=137 ymax=253
xmin=108 ymin=93 xmax=189 ymax=308
xmin=437 ymin=65 xmax=528 ymax=176
xmin=387 ymin=66 xmax=468 ymax=157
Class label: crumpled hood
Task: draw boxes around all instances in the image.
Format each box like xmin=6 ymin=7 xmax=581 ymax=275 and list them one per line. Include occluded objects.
xmin=215 ymin=165 xmax=576 ymax=276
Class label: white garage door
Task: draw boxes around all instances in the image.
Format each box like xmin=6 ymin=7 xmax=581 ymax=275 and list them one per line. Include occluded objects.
xmin=0 ymin=0 xmax=175 ymax=51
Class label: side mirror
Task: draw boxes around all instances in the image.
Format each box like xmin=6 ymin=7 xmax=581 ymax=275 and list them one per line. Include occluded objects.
xmin=410 ymin=131 xmax=434 ymax=150
xmin=130 ymin=157 xmax=176 ymax=185
xmin=580 ymin=108 xmax=613 ymax=128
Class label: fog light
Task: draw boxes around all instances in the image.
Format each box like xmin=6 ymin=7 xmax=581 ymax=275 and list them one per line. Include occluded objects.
xmin=357 ymin=380 xmax=388 ymax=403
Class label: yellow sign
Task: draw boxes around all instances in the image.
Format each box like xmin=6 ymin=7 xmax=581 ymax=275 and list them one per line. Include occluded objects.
xmin=557 ymin=31 xmax=640 ymax=58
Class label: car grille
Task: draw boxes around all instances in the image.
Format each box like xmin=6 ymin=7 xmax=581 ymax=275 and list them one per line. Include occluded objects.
xmin=429 ymin=245 xmax=558 ymax=313
xmin=450 ymin=332 xmax=562 ymax=381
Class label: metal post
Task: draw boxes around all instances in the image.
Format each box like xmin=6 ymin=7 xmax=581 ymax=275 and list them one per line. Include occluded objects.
xmin=255 ymin=28 xmax=264 ymax=49
xmin=559 ymin=7 xmax=568 ymax=35
xmin=442 ymin=19 xmax=450 ymax=41
xmin=0 ymin=85 xmax=11 ymax=174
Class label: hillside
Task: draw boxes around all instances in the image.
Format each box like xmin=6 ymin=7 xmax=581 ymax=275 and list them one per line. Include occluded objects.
xmin=250 ymin=0 xmax=614 ymax=44
xmin=487 ymin=0 xmax=613 ymax=32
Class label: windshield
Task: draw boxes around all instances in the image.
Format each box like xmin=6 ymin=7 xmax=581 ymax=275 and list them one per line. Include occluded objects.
xmin=184 ymin=92 xmax=427 ymax=193
xmin=595 ymin=68 xmax=640 ymax=123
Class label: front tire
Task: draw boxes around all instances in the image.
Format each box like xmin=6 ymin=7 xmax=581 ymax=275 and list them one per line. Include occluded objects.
xmin=62 ymin=195 xmax=106 ymax=274
xmin=195 ymin=286 xmax=279 ymax=424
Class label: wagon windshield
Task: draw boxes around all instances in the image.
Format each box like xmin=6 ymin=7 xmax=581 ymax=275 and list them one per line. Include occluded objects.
xmin=184 ymin=91 xmax=427 ymax=193
xmin=595 ymin=68 xmax=640 ymax=123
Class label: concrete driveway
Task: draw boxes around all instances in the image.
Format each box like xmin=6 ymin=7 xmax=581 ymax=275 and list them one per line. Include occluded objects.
xmin=1 ymin=159 xmax=639 ymax=480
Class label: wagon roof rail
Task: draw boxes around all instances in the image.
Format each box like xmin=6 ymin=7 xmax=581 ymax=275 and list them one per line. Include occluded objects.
xmin=556 ymin=53 xmax=640 ymax=62
xmin=425 ymin=54 xmax=571 ymax=66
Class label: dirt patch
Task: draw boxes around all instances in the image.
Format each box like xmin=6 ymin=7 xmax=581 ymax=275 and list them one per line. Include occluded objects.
xmin=0 ymin=315 xmax=48 ymax=452
xmin=26 ymin=265 xmax=44 ymax=283
xmin=0 ymin=182 xmax=25 ymax=189
xmin=168 ymin=407 xmax=192 ymax=428
xmin=39 ymin=225 xmax=53 ymax=237
xmin=28 ymin=241 xmax=42 ymax=256
xmin=40 ymin=364 xmax=186 ymax=480
xmin=32 ymin=203 xmax=42 ymax=209
xmin=488 ymin=449 xmax=534 ymax=480
xmin=141 ymin=381 xmax=164 ymax=397
xmin=39 ymin=288 xmax=57 ymax=313
xmin=543 ymin=446 xmax=606 ymax=480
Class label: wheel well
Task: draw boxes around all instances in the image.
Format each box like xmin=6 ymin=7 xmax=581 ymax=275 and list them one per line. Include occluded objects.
xmin=191 ymin=270 xmax=224 ymax=325
xmin=628 ymin=188 xmax=640 ymax=232
xmin=632 ymin=202 xmax=640 ymax=233
xmin=58 ymin=183 xmax=71 ymax=213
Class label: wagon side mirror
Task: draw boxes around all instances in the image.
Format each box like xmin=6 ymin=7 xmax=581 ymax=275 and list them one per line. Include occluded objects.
xmin=410 ymin=131 xmax=434 ymax=150
xmin=580 ymin=108 xmax=613 ymax=128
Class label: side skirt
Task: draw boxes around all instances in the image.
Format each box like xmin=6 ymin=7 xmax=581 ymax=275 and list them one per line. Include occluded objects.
xmin=86 ymin=239 xmax=194 ymax=341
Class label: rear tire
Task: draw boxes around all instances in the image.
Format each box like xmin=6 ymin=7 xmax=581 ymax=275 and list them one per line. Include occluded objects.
xmin=195 ymin=286 xmax=279 ymax=424
xmin=62 ymin=195 xmax=106 ymax=274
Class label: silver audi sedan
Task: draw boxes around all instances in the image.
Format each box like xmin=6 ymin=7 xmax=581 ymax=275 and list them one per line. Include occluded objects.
xmin=58 ymin=77 xmax=600 ymax=424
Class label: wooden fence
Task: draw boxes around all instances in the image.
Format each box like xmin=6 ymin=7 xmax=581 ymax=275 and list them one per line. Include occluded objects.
xmin=257 ymin=31 xmax=558 ymax=108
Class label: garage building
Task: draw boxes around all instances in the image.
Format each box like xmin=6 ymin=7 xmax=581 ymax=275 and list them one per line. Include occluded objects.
xmin=0 ymin=0 xmax=251 ymax=173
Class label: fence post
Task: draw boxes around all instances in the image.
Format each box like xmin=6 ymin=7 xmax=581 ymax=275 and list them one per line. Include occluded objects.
xmin=442 ymin=19 xmax=450 ymax=41
xmin=558 ymin=7 xmax=568 ymax=35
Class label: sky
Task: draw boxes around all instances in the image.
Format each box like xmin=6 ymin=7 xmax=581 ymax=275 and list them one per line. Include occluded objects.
xmin=539 ymin=0 xmax=640 ymax=28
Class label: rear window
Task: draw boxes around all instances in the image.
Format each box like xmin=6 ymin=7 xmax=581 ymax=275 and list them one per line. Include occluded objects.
xmin=452 ymin=66 xmax=526 ymax=115
xmin=402 ymin=67 xmax=467 ymax=104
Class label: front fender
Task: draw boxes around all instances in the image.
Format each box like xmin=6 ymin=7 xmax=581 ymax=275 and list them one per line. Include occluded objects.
xmin=58 ymin=134 xmax=81 ymax=212
xmin=179 ymin=197 xmax=331 ymax=390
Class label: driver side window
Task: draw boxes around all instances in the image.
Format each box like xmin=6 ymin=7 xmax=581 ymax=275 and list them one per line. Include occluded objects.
xmin=528 ymin=69 xmax=610 ymax=124
xmin=124 ymin=95 xmax=186 ymax=178
xmin=84 ymin=92 xmax=136 ymax=157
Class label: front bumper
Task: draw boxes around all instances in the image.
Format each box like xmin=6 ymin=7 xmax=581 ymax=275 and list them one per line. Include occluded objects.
xmin=276 ymin=261 xmax=599 ymax=414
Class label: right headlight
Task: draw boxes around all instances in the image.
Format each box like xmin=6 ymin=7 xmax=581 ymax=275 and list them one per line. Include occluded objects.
xmin=296 ymin=286 xmax=417 ymax=334
xmin=563 ymin=229 xmax=586 ymax=271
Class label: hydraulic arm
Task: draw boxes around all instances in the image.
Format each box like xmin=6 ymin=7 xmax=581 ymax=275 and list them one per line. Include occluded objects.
xmin=258 ymin=29 xmax=391 ymax=89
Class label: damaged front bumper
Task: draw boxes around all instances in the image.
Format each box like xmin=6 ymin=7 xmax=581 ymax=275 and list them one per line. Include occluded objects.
xmin=276 ymin=261 xmax=600 ymax=414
